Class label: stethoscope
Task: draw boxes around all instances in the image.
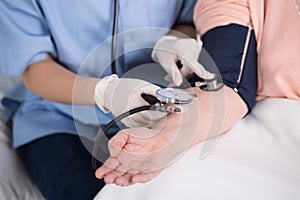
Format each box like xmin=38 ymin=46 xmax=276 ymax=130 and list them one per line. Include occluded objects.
xmin=92 ymin=0 xmax=223 ymax=170
xmin=110 ymin=0 xmax=119 ymax=75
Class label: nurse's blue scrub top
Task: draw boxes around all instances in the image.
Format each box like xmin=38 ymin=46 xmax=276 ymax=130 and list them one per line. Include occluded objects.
xmin=0 ymin=0 xmax=196 ymax=147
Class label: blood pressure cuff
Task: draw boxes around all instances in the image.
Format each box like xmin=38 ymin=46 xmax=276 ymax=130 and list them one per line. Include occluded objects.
xmin=201 ymin=24 xmax=258 ymax=114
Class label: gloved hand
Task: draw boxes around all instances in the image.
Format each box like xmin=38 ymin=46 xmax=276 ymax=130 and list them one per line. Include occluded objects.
xmin=94 ymin=75 xmax=166 ymax=128
xmin=152 ymin=35 xmax=215 ymax=86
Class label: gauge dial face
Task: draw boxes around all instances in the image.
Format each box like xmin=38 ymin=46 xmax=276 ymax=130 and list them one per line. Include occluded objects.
xmin=156 ymin=88 xmax=196 ymax=104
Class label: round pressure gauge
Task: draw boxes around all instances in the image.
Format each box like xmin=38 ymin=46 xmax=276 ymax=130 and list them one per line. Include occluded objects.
xmin=155 ymin=88 xmax=196 ymax=104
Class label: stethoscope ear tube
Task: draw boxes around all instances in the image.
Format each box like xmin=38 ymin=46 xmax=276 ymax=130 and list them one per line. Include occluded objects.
xmin=111 ymin=0 xmax=119 ymax=75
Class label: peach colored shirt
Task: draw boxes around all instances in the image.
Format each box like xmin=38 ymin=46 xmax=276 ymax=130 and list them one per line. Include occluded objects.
xmin=194 ymin=0 xmax=300 ymax=101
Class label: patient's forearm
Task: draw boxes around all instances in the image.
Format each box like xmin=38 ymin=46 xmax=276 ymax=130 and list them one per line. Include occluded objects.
xmin=160 ymin=86 xmax=247 ymax=153
xmin=21 ymin=56 xmax=99 ymax=105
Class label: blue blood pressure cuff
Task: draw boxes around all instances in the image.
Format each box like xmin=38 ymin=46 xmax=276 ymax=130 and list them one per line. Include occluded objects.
xmin=201 ymin=24 xmax=258 ymax=114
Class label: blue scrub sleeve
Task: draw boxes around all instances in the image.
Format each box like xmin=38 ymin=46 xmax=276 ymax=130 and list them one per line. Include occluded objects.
xmin=0 ymin=0 xmax=56 ymax=75
xmin=176 ymin=0 xmax=197 ymax=24
xmin=202 ymin=24 xmax=258 ymax=114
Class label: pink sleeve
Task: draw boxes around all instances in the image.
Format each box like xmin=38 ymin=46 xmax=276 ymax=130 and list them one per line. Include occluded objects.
xmin=194 ymin=0 xmax=251 ymax=36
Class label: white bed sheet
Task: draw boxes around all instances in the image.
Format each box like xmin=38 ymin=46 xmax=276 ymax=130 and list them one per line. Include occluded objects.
xmin=95 ymin=98 xmax=300 ymax=200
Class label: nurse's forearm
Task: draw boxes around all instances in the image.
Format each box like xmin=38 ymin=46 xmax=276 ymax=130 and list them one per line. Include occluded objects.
xmin=21 ymin=56 xmax=99 ymax=105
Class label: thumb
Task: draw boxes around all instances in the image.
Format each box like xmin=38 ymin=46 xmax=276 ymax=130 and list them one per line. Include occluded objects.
xmin=108 ymin=131 xmax=129 ymax=157
xmin=179 ymin=64 xmax=194 ymax=78
xmin=161 ymin=62 xmax=183 ymax=87
xmin=139 ymin=83 xmax=161 ymax=96
xmin=182 ymin=59 xmax=215 ymax=80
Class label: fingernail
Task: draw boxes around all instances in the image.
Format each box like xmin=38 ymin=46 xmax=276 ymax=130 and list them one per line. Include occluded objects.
xmin=109 ymin=146 xmax=115 ymax=153
xmin=95 ymin=173 xmax=102 ymax=179
xmin=106 ymin=178 xmax=113 ymax=184
xmin=95 ymin=171 xmax=103 ymax=179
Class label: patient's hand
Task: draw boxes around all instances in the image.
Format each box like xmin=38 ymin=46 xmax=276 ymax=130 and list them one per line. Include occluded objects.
xmin=95 ymin=126 xmax=173 ymax=186
xmin=95 ymin=96 xmax=202 ymax=186
xmin=95 ymin=108 xmax=199 ymax=186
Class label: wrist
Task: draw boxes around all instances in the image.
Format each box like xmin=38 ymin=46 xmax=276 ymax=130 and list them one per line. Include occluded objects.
xmin=72 ymin=76 xmax=101 ymax=105
xmin=154 ymin=113 xmax=191 ymax=155
xmin=94 ymin=74 xmax=119 ymax=113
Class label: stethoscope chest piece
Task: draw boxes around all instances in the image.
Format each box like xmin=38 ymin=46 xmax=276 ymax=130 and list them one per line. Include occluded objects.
xmin=155 ymin=88 xmax=196 ymax=113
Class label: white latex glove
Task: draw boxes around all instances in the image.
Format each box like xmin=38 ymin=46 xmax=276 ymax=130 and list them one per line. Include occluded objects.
xmin=152 ymin=36 xmax=215 ymax=86
xmin=94 ymin=75 xmax=166 ymax=128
